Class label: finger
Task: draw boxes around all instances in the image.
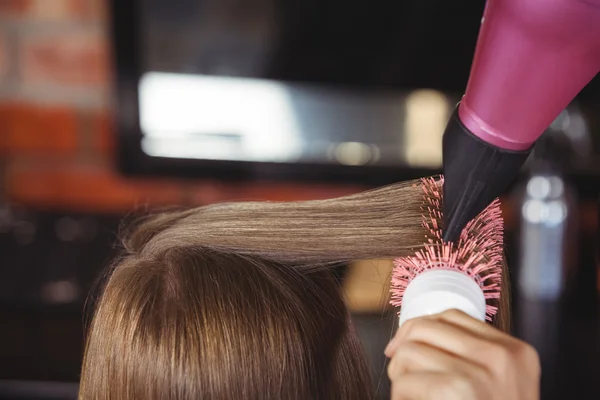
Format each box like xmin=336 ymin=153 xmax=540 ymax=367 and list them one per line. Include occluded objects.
xmin=433 ymin=309 xmax=530 ymax=356
xmin=431 ymin=309 xmax=508 ymax=341
xmin=394 ymin=317 xmax=492 ymax=368
xmin=388 ymin=341 xmax=487 ymax=381
xmin=384 ymin=310 xmax=487 ymax=359
xmin=386 ymin=309 xmax=513 ymax=360
xmin=385 ymin=329 xmax=402 ymax=357
xmin=433 ymin=311 xmax=541 ymax=381
xmin=390 ymin=372 xmax=477 ymax=400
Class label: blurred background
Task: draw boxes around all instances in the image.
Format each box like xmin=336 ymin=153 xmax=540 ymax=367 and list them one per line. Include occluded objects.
xmin=0 ymin=0 xmax=598 ymax=399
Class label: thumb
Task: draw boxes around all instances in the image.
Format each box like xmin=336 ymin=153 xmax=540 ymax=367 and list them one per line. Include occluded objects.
xmin=384 ymin=330 xmax=401 ymax=358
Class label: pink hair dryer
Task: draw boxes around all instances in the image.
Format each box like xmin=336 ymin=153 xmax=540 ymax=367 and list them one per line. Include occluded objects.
xmin=442 ymin=0 xmax=600 ymax=242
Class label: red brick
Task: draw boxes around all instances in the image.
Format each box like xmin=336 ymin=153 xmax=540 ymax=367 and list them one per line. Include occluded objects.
xmin=86 ymin=0 xmax=107 ymax=21
xmin=0 ymin=0 xmax=103 ymax=21
xmin=0 ymin=34 xmax=6 ymax=80
xmin=0 ymin=104 xmax=9 ymax=152
xmin=91 ymin=110 xmax=115 ymax=156
xmin=27 ymin=0 xmax=86 ymax=20
xmin=6 ymin=161 xmax=186 ymax=212
xmin=20 ymin=32 xmax=109 ymax=87
xmin=0 ymin=103 xmax=79 ymax=154
xmin=0 ymin=0 xmax=31 ymax=17
xmin=188 ymin=181 xmax=236 ymax=205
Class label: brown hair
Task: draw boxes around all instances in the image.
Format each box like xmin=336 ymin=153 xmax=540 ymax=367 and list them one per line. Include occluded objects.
xmin=79 ymin=179 xmax=510 ymax=399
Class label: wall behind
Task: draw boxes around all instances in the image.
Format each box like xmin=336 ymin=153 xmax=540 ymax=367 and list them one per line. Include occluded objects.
xmin=0 ymin=0 xmax=593 ymax=228
xmin=0 ymin=0 xmax=363 ymax=214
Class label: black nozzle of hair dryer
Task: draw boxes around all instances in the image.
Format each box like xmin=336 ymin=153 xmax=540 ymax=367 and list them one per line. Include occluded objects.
xmin=442 ymin=108 xmax=532 ymax=243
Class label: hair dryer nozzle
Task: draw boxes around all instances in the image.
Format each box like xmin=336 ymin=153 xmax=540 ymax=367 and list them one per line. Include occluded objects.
xmin=442 ymin=108 xmax=531 ymax=242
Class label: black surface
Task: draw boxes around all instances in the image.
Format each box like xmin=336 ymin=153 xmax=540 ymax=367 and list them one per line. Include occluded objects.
xmin=0 ymin=381 xmax=77 ymax=400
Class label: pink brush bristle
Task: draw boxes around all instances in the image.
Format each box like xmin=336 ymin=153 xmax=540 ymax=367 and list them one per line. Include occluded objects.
xmin=390 ymin=176 xmax=504 ymax=321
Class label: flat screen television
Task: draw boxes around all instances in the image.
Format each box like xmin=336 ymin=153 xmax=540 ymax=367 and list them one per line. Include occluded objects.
xmin=110 ymin=0 xmax=600 ymax=185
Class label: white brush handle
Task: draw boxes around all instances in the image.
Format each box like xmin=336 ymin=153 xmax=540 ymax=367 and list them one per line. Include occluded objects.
xmin=398 ymin=269 xmax=486 ymax=326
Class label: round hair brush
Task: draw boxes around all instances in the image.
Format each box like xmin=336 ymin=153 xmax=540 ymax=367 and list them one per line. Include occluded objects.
xmin=390 ymin=177 xmax=504 ymax=326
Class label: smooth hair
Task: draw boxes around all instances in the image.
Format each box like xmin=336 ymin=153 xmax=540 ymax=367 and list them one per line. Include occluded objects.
xmin=79 ymin=179 xmax=510 ymax=400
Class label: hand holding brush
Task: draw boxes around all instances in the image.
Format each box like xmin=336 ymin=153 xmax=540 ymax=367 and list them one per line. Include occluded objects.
xmin=386 ymin=177 xmax=540 ymax=399
xmin=385 ymin=309 xmax=540 ymax=400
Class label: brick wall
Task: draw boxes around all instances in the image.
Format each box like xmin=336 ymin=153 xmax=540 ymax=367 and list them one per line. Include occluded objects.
xmin=0 ymin=0 xmax=365 ymax=213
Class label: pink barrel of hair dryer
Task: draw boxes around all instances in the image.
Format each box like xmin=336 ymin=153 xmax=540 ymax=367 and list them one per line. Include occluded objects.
xmin=442 ymin=0 xmax=600 ymax=242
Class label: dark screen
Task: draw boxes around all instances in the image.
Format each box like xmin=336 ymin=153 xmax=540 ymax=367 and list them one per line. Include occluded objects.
xmin=139 ymin=0 xmax=487 ymax=91
xmin=134 ymin=0 xmax=599 ymax=167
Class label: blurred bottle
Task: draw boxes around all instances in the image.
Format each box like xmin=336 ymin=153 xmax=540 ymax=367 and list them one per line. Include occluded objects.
xmin=517 ymin=137 xmax=578 ymax=301
xmin=513 ymin=130 xmax=579 ymax=400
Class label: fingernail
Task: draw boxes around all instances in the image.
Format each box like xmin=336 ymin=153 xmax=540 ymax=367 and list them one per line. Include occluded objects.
xmin=384 ymin=336 xmax=397 ymax=357
xmin=384 ymin=341 xmax=392 ymax=355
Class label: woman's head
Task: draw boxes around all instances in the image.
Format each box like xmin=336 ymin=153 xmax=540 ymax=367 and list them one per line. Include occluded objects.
xmin=82 ymin=248 xmax=373 ymax=399
xmin=79 ymin=179 xmax=509 ymax=399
